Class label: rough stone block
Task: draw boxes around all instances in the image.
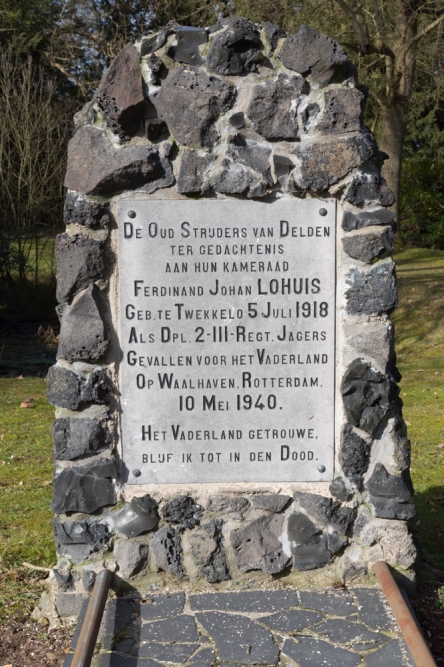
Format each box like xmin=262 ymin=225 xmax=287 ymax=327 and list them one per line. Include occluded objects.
xmin=367 ymin=463 xmax=415 ymax=520
xmin=293 ymin=535 xmax=332 ymax=571
xmin=207 ymin=495 xmax=249 ymax=519
xmin=345 ymin=259 xmax=398 ymax=316
xmin=46 ymin=365 xmax=84 ymax=410
xmin=279 ymin=25 xmax=347 ymax=86
xmin=153 ymin=67 xmax=235 ymax=148
xmin=114 ymin=539 xmax=149 ymax=578
xmin=196 ymin=611 xmax=279 ymax=665
xmin=54 ymin=517 xmax=108 ymax=545
xmin=57 ymin=543 xmax=94 ymax=563
xmin=55 ymin=233 xmax=105 ymax=303
xmin=317 ymin=88 xmax=364 ymax=134
xmin=140 ymin=592 xmax=185 ymax=621
xmin=53 ymin=417 xmax=109 ymax=460
xmin=342 ymin=208 xmax=396 ymax=231
xmin=207 ymin=18 xmax=263 ymax=75
xmin=80 ymin=368 xmax=113 ymax=404
xmin=345 ymin=320 xmax=395 ymax=375
xmin=339 ymin=424 xmax=371 ymax=480
xmin=140 ymin=31 xmax=169 ymax=55
xmin=162 ymin=495 xmax=204 ymax=529
xmin=230 ymin=514 xmax=290 ymax=574
xmin=82 ymin=569 xmax=96 ymax=592
xmin=57 ymin=284 xmax=109 ymax=362
xmin=329 ymin=477 xmax=354 ymax=501
xmin=177 ymin=151 xmax=215 ymax=193
xmin=167 ymin=27 xmax=207 ymax=66
xmin=246 ymin=76 xmax=306 ymax=140
xmin=64 ymin=192 xmax=109 ymax=228
xmin=342 ymin=226 xmax=395 ymax=263
xmin=190 ymin=519 xmax=229 ymax=583
xmin=51 ymin=458 xmax=117 ymax=514
xmin=293 ymin=492 xmax=332 ymax=525
xmin=345 ymin=170 xmax=395 ymax=206
xmin=64 ymin=126 xmax=170 ymax=196
xmin=262 ymin=21 xmax=285 ymax=55
xmin=342 ymin=359 xmax=400 ymax=436
xmin=209 ymin=160 xmax=266 ymax=198
xmin=250 ymin=494 xmax=290 ymax=512
xmin=288 ymin=511 xmax=321 ymax=546
xmin=95 ymin=44 xmax=144 ymax=138
xmin=56 ymin=593 xmax=88 ymax=618
xmin=53 ymin=569 xmax=74 ymax=591
xmin=359 ymin=519 xmax=417 ymax=569
xmin=227 ymin=135 xmax=273 ymax=185
xmin=112 ymin=495 xmax=159 ymax=537
xmin=151 ymin=526 xmax=185 ymax=576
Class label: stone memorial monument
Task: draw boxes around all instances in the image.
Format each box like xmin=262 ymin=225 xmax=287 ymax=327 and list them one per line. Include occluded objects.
xmin=46 ymin=18 xmax=416 ymax=617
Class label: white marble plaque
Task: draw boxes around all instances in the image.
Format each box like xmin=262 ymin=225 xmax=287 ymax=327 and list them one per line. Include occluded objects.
xmin=118 ymin=198 xmax=336 ymax=484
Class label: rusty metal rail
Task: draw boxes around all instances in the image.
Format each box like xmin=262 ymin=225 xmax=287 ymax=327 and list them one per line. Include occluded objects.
xmin=373 ymin=561 xmax=438 ymax=667
xmin=71 ymin=569 xmax=112 ymax=667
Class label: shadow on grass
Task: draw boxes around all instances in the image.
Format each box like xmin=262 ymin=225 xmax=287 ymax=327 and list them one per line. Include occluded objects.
xmin=410 ymin=485 xmax=444 ymax=572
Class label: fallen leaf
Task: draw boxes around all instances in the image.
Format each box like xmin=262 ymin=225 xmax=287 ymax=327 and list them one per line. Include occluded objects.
xmin=18 ymin=481 xmax=23 ymax=486
xmin=46 ymin=653 xmax=57 ymax=661
xmin=40 ymin=617 xmax=49 ymax=626
xmin=20 ymin=401 xmax=34 ymax=409
xmin=63 ymin=648 xmax=70 ymax=654
xmin=1 ymin=663 xmax=13 ymax=667
xmin=437 ymin=444 xmax=444 ymax=449
xmin=43 ymin=480 xmax=52 ymax=486
xmin=17 ymin=375 xmax=24 ymax=379
xmin=0 ymin=434 xmax=3 ymax=440
xmin=405 ymin=421 xmax=411 ymax=426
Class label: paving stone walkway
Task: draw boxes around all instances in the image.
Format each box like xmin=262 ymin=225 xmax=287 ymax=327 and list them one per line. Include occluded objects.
xmin=64 ymin=588 xmax=415 ymax=667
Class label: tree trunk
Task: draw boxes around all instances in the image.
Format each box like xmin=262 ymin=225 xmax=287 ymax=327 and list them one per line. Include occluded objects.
xmin=378 ymin=102 xmax=408 ymax=237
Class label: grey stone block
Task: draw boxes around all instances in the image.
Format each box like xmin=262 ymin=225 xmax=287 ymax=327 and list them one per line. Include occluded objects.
xmin=46 ymin=365 xmax=84 ymax=410
xmin=151 ymin=526 xmax=184 ymax=576
xmin=140 ymin=615 xmax=198 ymax=642
xmin=167 ymin=27 xmax=207 ymax=66
xmin=190 ymin=519 xmax=229 ymax=583
xmin=258 ymin=609 xmax=324 ymax=633
xmin=56 ymin=231 xmax=105 ymax=303
xmin=329 ymin=477 xmax=354 ymax=502
xmin=342 ymin=359 xmax=400 ymax=436
xmin=299 ymin=591 xmax=356 ymax=616
xmin=279 ymin=25 xmax=347 ymax=86
xmin=80 ymin=368 xmax=113 ymax=404
xmin=367 ymin=463 xmax=413 ymax=501
xmin=53 ymin=569 xmax=74 ymax=591
xmin=317 ymin=88 xmax=364 ymax=134
xmin=113 ymin=495 xmax=159 ymax=537
xmin=51 ymin=458 xmax=116 ymax=514
xmin=64 ymin=192 xmax=110 ymax=229
xmin=138 ymin=643 xmax=199 ymax=663
xmin=288 ymin=512 xmax=321 ymax=546
xmin=153 ymin=67 xmax=234 ymax=148
xmin=293 ymin=534 xmax=332 ymax=571
xmin=294 ymin=492 xmax=332 ymax=525
xmin=345 ymin=171 xmax=395 ymax=207
xmin=227 ymin=136 xmax=273 ymax=185
xmin=114 ymin=539 xmax=149 ymax=578
xmin=82 ymin=569 xmax=96 ymax=592
xmin=140 ymin=31 xmax=169 ymax=55
xmin=95 ymin=43 xmax=144 ymax=138
xmin=64 ymin=126 xmax=170 ymax=196
xmin=57 ymin=543 xmax=94 ymax=562
xmin=353 ymin=588 xmax=393 ymax=630
xmin=282 ymin=636 xmax=361 ymax=667
xmin=53 ymin=417 xmax=109 ymax=460
xmin=189 ymin=590 xmax=299 ymax=612
xmin=177 ymin=151 xmax=215 ymax=193
xmin=340 ymin=424 xmax=371 ymax=480
xmin=162 ymin=495 xmax=204 ymax=529
xmin=55 ymin=516 xmax=109 ymax=544
xmin=207 ymin=495 xmax=249 ymax=518
xmin=246 ymin=76 xmax=306 ymax=140
xmin=140 ymin=592 xmax=185 ymax=621
xmin=342 ymin=208 xmax=396 ymax=231
xmin=196 ymin=612 xmax=279 ymax=665
xmin=369 ymin=496 xmax=416 ymax=520
xmin=57 ymin=284 xmax=109 ymax=362
xmin=100 ymin=599 xmax=138 ymax=650
xmin=364 ymin=639 xmax=414 ymax=667
xmin=230 ymin=514 xmax=290 ymax=574
xmin=56 ymin=593 xmax=88 ymax=617
xmin=315 ymin=618 xmax=388 ymax=650
xmin=250 ymin=494 xmax=290 ymax=512
xmin=262 ymin=21 xmax=285 ymax=55
xmin=327 ymin=531 xmax=348 ymax=554
xmin=209 ymin=160 xmax=265 ymax=197
xmin=342 ymin=226 xmax=395 ymax=263
xmin=207 ymin=18 xmax=263 ymax=75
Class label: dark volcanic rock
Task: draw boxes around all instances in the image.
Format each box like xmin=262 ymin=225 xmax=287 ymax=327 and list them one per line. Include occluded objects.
xmin=113 ymin=495 xmax=159 ymax=537
xmin=345 ymin=259 xmax=398 ymax=316
xmin=80 ymin=368 xmax=113 ymax=404
xmin=345 ymin=170 xmax=395 ymax=206
xmin=114 ymin=539 xmax=149 ymax=578
xmin=162 ymin=495 xmax=204 ymax=529
xmin=151 ymin=526 xmax=185 ymax=576
xmin=280 ymin=25 xmax=347 ymax=86
xmin=167 ymin=27 xmax=207 ymax=65
xmin=82 ymin=569 xmax=96 ymax=592
xmin=190 ymin=519 xmax=230 ymax=583
xmin=227 ymin=135 xmax=273 ymax=184
xmin=53 ymin=417 xmax=109 ymax=460
xmin=294 ymin=492 xmax=332 ymax=525
xmin=342 ymin=359 xmax=400 ymax=436
xmin=293 ymin=137 xmax=371 ymax=191
xmin=64 ymin=192 xmax=109 ymax=228
xmin=370 ymin=497 xmax=416 ymax=520
xmin=53 ymin=517 xmax=108 ymax=545
xmin=177 ymin=151 xmax=215 ymax=193
xmin=207 ymin=18 xmax=263 ymax=75
xmin=56 ymin=233 xmax=105 ymax=303
xmin=51 ymin=458 xmax=117 ymax=513
xmin=154 ymin=67 xmax=235 ymax=148
xmin=250 ymin=494 xmax=290 ymax=512
xmin=342 ymin=225 xmax=395 ymax=263
xmin=367 ymin=463 xmax=415 ymax=520
xmin=207 ymin=495 xmax=249 ymax=518
xmin=231 ymin=514 xmax=290 ymax=574
xmin=287 ymin=511 xmax=320 ymax=546
xmin=329 ymin=477 xmax=354 ymax=502
xmin=95 ymin=43 xmax=144 ymax=138
xmin=340 ymin=424 xmax=371 ymax=479
xmin=53 ymin=569 xmax=74 ymax=591
xmin=342 ymin=208 xmax=396 ymax=231
xmin=246 ymin=76 xmax=306 ymax=140
xmin=317 ymin=87 xmax=364 ymax=134
xmin=46 ymin=365 xmax=84 ymax=410
xmin=262 ymin=21 xmax=285 ymax=55
xmin=57 ymin=284 xmax=108 ymax=362
xmin=196 ymin=611 xmax=279 ymax=665
xmin=330 ymin=506 xmax=357 ymax=534
xmin=64 ymin=126 xmax=170 ymax=196
xmin=140 ymin=31 xmax=169 ymax=55
xmin=327 ymin=531 xmax=348 ymax=554
xmin=209 ymin=160 xmax=266 ymax=198
xmin=293 ymin=534 xmax=332 ymax=571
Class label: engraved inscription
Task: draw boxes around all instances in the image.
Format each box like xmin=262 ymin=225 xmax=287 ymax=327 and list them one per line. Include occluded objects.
xmin=118 ymin=199 xmax=336 ymax=484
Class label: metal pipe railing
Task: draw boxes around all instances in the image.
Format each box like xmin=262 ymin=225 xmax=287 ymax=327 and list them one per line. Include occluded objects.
xmin=373 ymin=561 xmax=437 ymax=667
xmin=71 ymin=569 xmax=112 ymax=667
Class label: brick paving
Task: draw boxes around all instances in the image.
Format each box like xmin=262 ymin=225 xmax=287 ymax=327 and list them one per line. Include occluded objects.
xmin=64 ymin=588 xmax=414 ymax=667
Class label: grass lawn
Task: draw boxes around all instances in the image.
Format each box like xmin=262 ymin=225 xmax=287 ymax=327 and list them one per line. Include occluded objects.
xmin=0 ymin=246 xmax=443 ymax=623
